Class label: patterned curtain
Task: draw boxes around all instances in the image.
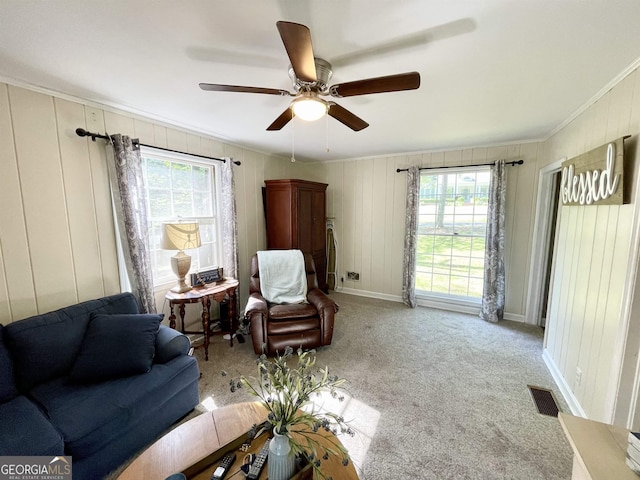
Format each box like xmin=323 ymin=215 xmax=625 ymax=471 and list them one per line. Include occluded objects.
xmin=480 ymin=159 xmax=506 ymax=323
xmin=220 ymin=157 xmax=239 ymax=284
xmin=402 ymin=166 xmax=420 ymax=308
xmin=105 ymin=134 xmax=156 ymax=313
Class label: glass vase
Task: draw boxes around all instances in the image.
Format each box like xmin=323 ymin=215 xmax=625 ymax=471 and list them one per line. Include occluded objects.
xmin=268 ymin=428 xmax=296 ymax=480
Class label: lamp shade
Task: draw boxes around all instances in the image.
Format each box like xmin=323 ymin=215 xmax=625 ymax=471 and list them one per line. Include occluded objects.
xmin=161 ymin=223 xmax=201 ymax=251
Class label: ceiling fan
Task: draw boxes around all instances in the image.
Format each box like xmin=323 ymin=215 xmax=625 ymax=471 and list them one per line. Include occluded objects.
xmin=199 ymin=21 xmax=421 ymax=132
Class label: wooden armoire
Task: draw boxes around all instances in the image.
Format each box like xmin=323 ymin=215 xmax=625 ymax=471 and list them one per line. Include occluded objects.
xmin=264 ymin=179 xmax=328 ymax=292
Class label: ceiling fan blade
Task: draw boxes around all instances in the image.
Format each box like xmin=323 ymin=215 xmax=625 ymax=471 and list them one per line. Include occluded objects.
xmin=267 ymin=108 xmax=294 ymax=131
xmin=327 ymin=103 xmax=369 ymax=131
xmin=276 ymin=21 xmax=317 ymax=83
xmin=329 ymin=72 xmax=420 ymax=98
xmin=199 ymin=83 xmax=292 ymax=96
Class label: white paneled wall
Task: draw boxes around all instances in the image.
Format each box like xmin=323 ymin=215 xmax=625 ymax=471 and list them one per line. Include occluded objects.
xmin=289 ymin=143 xmax=543 ymax=320
xmin=0 ymin=82 xmax=290 ymax=325
xmin=541 ymin=67 xmax=640 ymax=424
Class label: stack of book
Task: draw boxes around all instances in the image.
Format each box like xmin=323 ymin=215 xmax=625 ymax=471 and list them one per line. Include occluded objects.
xmin=627 ymin=431 xmax=640 ymax=474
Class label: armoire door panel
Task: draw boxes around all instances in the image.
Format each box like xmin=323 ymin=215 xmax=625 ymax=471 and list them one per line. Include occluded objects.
xmin=266 ymin=187 xmax=294 ymax=249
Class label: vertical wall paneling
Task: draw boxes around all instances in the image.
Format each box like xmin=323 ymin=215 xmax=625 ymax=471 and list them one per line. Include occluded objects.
xmin=152 ymin=124 xmax=169 ymax=148
xmin=322 ymin=142 xmax=541 ymax=308
xmin=0 ymin=85 xmax=36 ymax=322
xmin=359 ymin=160 xmax=374 ymax=292
xmin=0 ymin=84 xmax=11 ymax=324
xmin=9 ymin=86 xmax=77 ymax=313
xmin=352 ymin=160 xmax=365 ymax=289
xmin=369 ymin=157 xmax=387 ymax=293
xmin=342 ymin=161 xmax=357 ymax=286
xmin=165 ymin=128 xmax=188 ymax=153
xmin=541 ymin=63 xmax=640 ymax=424
xmin=83 ymin=105 xmax=120 ymax=296
xmin=133 ymin=119 xmax=155 ymax=144
xmin=103 ymin=111 xmax=135 ymax=140
xmin=597 ymin=208 xmax=631 ymax=418
xmin=54 ymin=98 xmax=105 ymax=302
xmin=617 ymin=70 xmax=640 ymax=427
xmin=382 ymin=158 xmax=398 ymax=295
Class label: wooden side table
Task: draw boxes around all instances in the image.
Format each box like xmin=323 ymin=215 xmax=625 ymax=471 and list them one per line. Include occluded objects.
xmin=165 ymin=278 xmax=239 ymax=361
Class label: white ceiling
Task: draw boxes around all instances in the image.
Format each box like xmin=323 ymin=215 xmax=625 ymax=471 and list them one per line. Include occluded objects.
xmin=1 ymin=1 xmax=640 ymax=162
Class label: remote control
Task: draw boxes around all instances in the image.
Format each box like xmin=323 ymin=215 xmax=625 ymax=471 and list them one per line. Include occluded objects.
xmin=210 ymin=452 xmax=236 ymax=480
xmin=246 ymin=439 xmax=270 ymax=480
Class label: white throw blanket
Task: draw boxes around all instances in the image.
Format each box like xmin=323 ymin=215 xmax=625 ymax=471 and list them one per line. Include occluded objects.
xmin=257 ymin=250 xmax=308 ymax=304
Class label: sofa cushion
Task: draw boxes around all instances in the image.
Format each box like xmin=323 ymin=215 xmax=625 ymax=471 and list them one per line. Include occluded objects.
xmin=4 ymin=293 xmax=140 ymax=391
xmin=30 ymin=355 xmax=199 ymax=460
xmin=69 ymin=313 xmax=163 ymax=383
xmin=0 ymin=395 xmax=64 ymax=456
xmin=0 ymin=325 xmax=18 ymax=403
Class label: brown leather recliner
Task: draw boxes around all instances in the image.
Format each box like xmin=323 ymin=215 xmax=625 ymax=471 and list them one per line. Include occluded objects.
xmin=245 ymin=252 xmax=339 ymax=355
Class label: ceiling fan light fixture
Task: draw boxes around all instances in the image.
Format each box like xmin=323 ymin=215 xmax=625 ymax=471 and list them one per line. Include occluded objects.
xmin=291 ymin=94 xmax=328 ymax=122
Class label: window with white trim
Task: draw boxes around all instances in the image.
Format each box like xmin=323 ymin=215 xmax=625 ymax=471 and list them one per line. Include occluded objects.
xmin=415 ymin=167 xmax=490 ymax=299
xmin=140 ymin=147 xmax=222 ymax=287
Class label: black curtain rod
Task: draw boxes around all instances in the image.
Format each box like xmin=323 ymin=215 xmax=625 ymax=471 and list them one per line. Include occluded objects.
xmin=75 ymin=128 xmax=241 ymax=166
xmin=396 ymin=159 xmax=523 ymax=173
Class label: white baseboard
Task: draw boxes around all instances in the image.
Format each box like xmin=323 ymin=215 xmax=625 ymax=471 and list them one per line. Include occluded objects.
xmin=336 ymin=288 xmax=480 ymax=314
xmin=504 ymin=313 xmax=526 ymax=323
xmin=332 ymin=288 xmax=524 ymax=322
xmin=334 ymin=287 xmax=402 ymax=303
xmin=542 ymin=348 xmax=586 ymax=417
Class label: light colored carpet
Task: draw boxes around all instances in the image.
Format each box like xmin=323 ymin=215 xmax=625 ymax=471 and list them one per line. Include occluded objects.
xmin=190 ymin=292 xmax=573 ymax=480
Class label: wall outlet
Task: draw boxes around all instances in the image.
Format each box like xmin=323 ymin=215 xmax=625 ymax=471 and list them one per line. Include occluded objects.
xmin=575 ymin=367 xmax=582 ymax=387
xmin=347 ymin=271 xmax=360 ymax=281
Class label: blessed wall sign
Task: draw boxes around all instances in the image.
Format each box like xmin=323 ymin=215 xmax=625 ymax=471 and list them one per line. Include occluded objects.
xmin=560 ymin=136 xmax=626 ymax=206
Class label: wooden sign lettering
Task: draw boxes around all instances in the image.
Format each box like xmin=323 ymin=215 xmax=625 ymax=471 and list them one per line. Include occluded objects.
xmin=560 ymin=137 xmax=626 ymax=206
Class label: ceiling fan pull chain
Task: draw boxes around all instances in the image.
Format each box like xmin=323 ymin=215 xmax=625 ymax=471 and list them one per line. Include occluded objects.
xmin=291 ymin=116 xmax=296 ymax=162
xmin=326 ymin=114 xmax=330 ymax=153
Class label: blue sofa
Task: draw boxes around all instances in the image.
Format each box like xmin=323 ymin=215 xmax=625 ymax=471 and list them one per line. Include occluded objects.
xmin=0 ymin=292 xmax=200 ymax=479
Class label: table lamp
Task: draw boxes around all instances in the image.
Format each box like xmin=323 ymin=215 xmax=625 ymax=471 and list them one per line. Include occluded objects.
xmin=161 ymin=222 xmax=201 ymax=293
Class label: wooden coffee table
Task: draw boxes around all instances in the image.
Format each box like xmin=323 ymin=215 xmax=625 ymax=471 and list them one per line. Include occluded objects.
xmin=117 ymin=402 xmax=359 ymax=480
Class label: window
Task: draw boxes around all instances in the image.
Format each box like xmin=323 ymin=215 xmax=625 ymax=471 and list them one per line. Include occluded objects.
xmin=415 ymin=168 xmax=490 ymax=299
xmin=140 ymin=148 xmax=222 ymax=287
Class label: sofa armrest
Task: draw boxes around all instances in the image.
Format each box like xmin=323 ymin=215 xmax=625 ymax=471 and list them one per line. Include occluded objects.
xmin=155 ymin=325 xmax=191 ymax=364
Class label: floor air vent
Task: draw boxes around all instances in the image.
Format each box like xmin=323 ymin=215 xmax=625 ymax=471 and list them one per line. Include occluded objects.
xmin=528 ymin=385 xmax=560 ymax=417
